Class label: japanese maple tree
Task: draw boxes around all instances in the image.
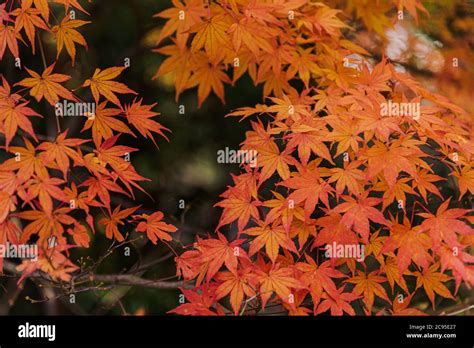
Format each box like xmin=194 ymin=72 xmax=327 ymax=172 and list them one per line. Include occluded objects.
xmin=153 ymin=0 xmax=474 ymax=316
xmin=0 ymin=0 xmax=176 ymax=289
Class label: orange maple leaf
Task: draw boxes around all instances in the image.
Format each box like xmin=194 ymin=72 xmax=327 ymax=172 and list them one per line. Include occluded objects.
xmin=215 ymin=269 xmax=257 ymax=315
xmin=16 ymin=63 xmax=76 ymax=106
xmin=196 ymin=232 xmax=247 ymax=281
xmin=52 ymin=14 xmax=90 ymax=66
xmin=0 ymin=100 xmax=42 ymax=148
xmin=332 ymin=194 xmax=388 ymax=243
xmin=135 ymin=211 xmax=177 ymax=244
xmin=99 ymin=205 xmax=139 ymax=242
xmin=37 ymin=130 xmax=89 ymax=178
xmin=124 ymin=99 xmax=170 ymax=146
xmin=81 ymin=101 xmax=134 ymax=146
xmin=257 ymin=265 xmax=305 ymax=309
xmin=244 ymin=222 xmax=298 ymax=263
xmin=280 ymin=164 xmax=333 ymax=220
xmin=296 ymin=256 xmax=346 ymax=312
xmin=382 ymin=217 xmax=432 ymax=275
xmin=414 ymin=263 xmax=455 ymax=309
xmin=346 ymin=270 xmax=391 ymax=313
xmin=418 ymin=199 xmax=473 ymax=250
xmin=83 ymin=66 xmax=137 ymax=107
xmin=11 ymin=0 xmax=49 ymax=54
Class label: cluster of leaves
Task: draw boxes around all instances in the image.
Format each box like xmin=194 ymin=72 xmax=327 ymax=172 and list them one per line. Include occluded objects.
xmin=154 ymin=0 xmax=474 ymax=315
xmin=0 ymin=0 xmax=176 ymax=282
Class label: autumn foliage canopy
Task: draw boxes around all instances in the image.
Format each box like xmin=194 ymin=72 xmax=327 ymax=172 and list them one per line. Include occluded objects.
xmin=0 ymin=0 xmax=473 ymax=316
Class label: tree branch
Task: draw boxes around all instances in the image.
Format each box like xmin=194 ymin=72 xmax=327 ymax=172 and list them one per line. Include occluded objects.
xmin=77 ymin=273 xmax=186 ymax=289
xmin=2 ymin=260 xmax=188 ymax=291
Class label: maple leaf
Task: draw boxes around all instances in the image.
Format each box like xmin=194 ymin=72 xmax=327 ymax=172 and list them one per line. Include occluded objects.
xmin=0 ymin=99 xmax=42 ymax=148
xmin=451 ymin=165 xmax=474 ymax=198
xmin=437 ymin=245 xmax=474 ymax=290
xmin=153 ymin=43 xmax=195 ymax=100
xmin=266 ymin=95 xmax=313 ymax=122
xmin=364 ymin=230 xmax=386 ymax=265
xmin=99 ymin=205 xmax=139 ymax=242
xmin=327 ymin=161 xmax=365 ymax=196
xmin=187 ymin=55 xmax=231 ymax=107
xmin=0 ymin=191 xmax=16 ymax=223
xmin=326 ymin=116 xmax=363 ymax=156
xmin=418 ymin=199 xmax=473 ymax=250
xmin=81 ymin=175 xmax=128 ymax=209
xmin=54 ymin=0 xmax=90 ymax=15
xmin=243 ymin=0 xmax=282 ymax=26
xmin=0 ymin=3 xmax=12 ymax=23
xmin=18 ymin=207 xmax=75 ymax=243
xmin=395 ymin=0 xmax=429 ymax=24
xmin=52 ymin=14 xmax=90 ymax=66
xmin=382 ymin=256 xmax=409 ymax=294
xmin=382 ymin=217 xmax=432 ymax=275
xmin=332 ymin=194 xmax=388 ymax=243
xmin=386 ymin=293 xmax=426 ymax=316
xmin=2 ymin=139 xmax=47 ymax=182
xmin=124 ymin=99 xmax=169 ymax=146
xmin=110 ymin=161 xmax=150 ymax=198
xmin=315 ymin=285 xmax=360 ymax=316
xmin=168 ymin=284 xmax=221 ymax=316
xmin=263 ymin=191 xmax=304 ymax=234
xmin=0 ymin=169 xmax=18 ymax=197
xmin=289 ymin=220 xmax=316 ymax=251
xmin=37 ymin=130 xmax=89 ymax=178
xmin=135 ymin=211 xmax=177 ymax=244
xmin=412 ymin=168 xmax=444 ymax=202
xmin=83 ymin=66 xmax=137 ymax=107
xmin=16 ymin=63 xmax=76 ymax=106
xmin=280 ymin=164 xmax=333 ymax=220
xmin=94 ymin=135 xmax=138 ymax=171
xmin=215 ymin=189 xmax=260 ymax=232
xmin=296 ymin=256 xmax=346 ymax=312
xmin=0 ymin=22 xmax=20 ymax=59
xmin=414 ymin=263 xmax=455 ymax=309
xmin=24 ymin=175 xmax=69 ymax=214
xmin=255 ymin=139 xmax=296 ymax=184
xmin=190 ymin=15 xmax=231 ymax=61
xmin=33 ymin=0 xmax=49 ymax=20
xmin=285 ymin=121 xmax=333 ymax=165
xmin=355 ymin=58 xmax=392 ymax=97
xmin=89 ymin=135 xmax=149 ymax=198
xmin=195 ymin=232 xmax=247 ymax=281
xmin=362 ymin=138 xmax=423 ymax=187
xmin=257 ymin=265 xmax=305 ymax=309
xmin=346 ymin=270 xmax=390 ymax=313
xmin=215 ymin=270 xmax=257 ymax=315
xmin=226 ymin=104 xmax=269 ymax=121
xmin=17 ymin=244 xmax=79 ymax=282
xmin=64 ymin=182 xmax=101 ymax=214
xmin=312 ymin=213 xmax=359 ymax=248
xmin=228 ymin=18 xmax=273 ymax=57
xmin=244 ymin=222 xmax=298 ymax=263
xmin=286 ymin=47 xmax=320 ymax=87
xmin=67 ymin=223 xmax=90 ymax=247
xmin=311 ymin=5 xmax=348 ymax=36
xmin=154 ymin=0 xmax=207 ymax=47
xmin=11 ymin=0 xmax=49 ymax=54
xmin=373 ymin=177 xmax=417 ymax=211
xmin=283 ymin=289 xmax=312 ymax=316
xmin=175 ymin=249 xmax=208 ymax=283
xmin=81 ymin=101 xmax=134 ymax=146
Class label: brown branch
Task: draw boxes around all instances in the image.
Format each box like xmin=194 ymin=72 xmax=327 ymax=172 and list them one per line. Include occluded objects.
xmin=3 ymin=260 xmax=187 ymax=291
xmin=78 ymin=273 xmax=186 ymax=289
